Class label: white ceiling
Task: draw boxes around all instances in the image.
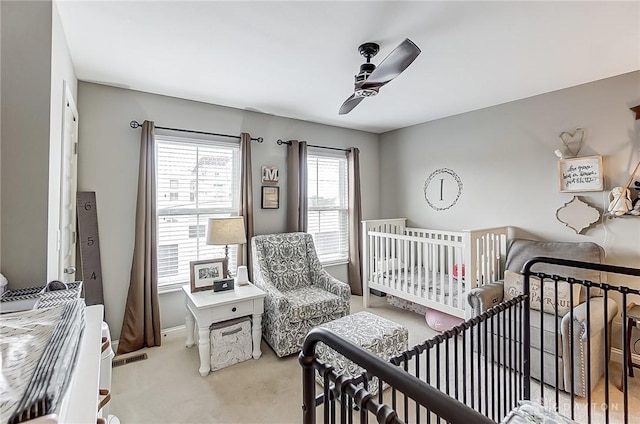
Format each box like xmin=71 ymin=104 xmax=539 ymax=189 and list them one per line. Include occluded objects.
xmin=56 ymin=1 xmax=640 ymax=134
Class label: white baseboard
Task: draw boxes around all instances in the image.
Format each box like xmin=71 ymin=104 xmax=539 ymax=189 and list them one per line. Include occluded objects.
xmin=111 ymin=325 xmax=186 ymax=355
xmin=162 ymin=325 xmax=186 ymax=337
xmin=610 ymin=347 xmax=640 ymax=365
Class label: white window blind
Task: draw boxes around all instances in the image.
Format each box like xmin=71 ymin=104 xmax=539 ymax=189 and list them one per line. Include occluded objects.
xmin=156 ymin=136 xmax=240 ymax=287
xmin=307 ymin=150 xmax=349 ymax=263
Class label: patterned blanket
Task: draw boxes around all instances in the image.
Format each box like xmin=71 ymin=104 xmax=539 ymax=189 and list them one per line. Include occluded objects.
xmin=0 ymin=299 xmax=85 ymax=424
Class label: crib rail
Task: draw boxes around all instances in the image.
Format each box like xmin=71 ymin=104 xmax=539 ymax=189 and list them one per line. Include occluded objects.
xmin=367 ymin=229 xmax=467 ymax=317
xmin=300 ymin=331 xmax=496 ymax=424
xmin=521 ymin=257 xmax=640 ymax=424
xmin=361 ymin=219 xmax=508 ymax=318
xmin=304 ymin=257 xmax=640 ymax=424
xmin=468 ymin=227 xmax=509 ymax=288
xmin=300 ymin=296 xmax=527 ymax=424
xmin=389 ymin=296 xmax=528 ymax=423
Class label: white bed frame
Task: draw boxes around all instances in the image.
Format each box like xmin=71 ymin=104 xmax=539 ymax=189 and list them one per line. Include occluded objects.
xmin=362 ymin=218 xmax=509 ymax=319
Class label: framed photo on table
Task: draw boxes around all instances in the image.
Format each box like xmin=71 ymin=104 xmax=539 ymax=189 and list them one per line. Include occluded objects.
xmin=262 ymin=186 xmax=279 ymax=209
xmin=190 ymin=258 xmax=228 ymax=292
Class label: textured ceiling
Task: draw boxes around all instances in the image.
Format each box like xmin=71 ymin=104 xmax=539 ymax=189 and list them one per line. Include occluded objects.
xmin=56 ymin=1 xmax=640 ymax=133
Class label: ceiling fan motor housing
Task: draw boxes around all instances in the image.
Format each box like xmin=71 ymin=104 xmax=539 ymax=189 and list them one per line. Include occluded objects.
xmin=354 ymin=63 xmax=379 ymax=97
xmin=355 ymin=63 xmax=376 ymax=82
xmin=353 ymin=42 xmax=381 ymax=97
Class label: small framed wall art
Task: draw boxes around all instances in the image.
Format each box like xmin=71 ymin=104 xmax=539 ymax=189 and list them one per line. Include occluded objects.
xmin=190 ymin=258 xmax=228 ymax=292
xmin=261 ymin=186 xmax=279 ymax=209
xmin=261 ymin=166 xmax=279 ymax=184
xmin=558 ymin=155 xmax=603 ymax=192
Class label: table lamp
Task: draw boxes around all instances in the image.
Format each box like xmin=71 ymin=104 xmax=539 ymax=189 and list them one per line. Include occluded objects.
xmin=206 ymin=217 xmax=247 ymax=279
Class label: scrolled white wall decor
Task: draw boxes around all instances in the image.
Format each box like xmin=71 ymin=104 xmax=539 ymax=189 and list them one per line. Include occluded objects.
xmin=556 ymin=196 xmax=600 ymax=234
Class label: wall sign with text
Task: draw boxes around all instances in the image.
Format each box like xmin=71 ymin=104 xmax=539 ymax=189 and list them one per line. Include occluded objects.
xmin=558 ymin=155 xmax=603 ymax=192
xmin=423 ymin=168 xmax=463 ymax=211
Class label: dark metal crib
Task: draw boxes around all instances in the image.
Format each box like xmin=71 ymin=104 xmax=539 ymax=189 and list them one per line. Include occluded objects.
xmin=299 ymin=257 xmax=640 ymax=424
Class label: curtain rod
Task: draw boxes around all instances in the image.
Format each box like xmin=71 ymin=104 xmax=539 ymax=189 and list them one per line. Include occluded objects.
xmin=276 ymin=139 xmax=350 ymax=152
xmin=129 ymin=121 xmax=263 ymax=143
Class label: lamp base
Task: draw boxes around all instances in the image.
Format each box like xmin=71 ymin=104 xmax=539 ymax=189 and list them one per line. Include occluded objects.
xmin=224 ymin=245 xmax=231 ymax=279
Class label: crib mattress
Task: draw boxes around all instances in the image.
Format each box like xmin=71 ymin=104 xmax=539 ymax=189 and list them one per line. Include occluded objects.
xmin=373 ymin=269 xmax=465 ymax=310
xmin=373 ymin=270 xmax=464 ymax=297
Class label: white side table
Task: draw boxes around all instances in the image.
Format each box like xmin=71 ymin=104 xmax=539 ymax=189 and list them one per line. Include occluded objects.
xmin=182 ymin=283 xmax=266 ymax=376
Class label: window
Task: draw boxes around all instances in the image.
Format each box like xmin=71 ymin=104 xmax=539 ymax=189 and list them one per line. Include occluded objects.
xmin=156 ymin=135 xmax=240 ymax=287
xmin=189 ymin=181 xmax=197 ymax=202
xmin=307 ymin=150 xmax=349 ymax=263
xmin=158 ymin=244 xmax=179 ymax=278
xmin=169 ymin=179 xmax=179 ymax=201
xmin=188 ymin=224 xmax=206 ymax=238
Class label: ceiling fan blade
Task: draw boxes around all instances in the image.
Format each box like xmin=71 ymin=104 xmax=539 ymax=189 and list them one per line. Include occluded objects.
xmin=362 ymin=38 xmax=421 ymax=89
xmin=339 ymin=94 xmax=365 ymax=115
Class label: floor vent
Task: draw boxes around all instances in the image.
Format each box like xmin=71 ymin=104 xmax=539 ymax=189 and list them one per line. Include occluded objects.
xmin=112 ymin=353 xmax=148 ymax=367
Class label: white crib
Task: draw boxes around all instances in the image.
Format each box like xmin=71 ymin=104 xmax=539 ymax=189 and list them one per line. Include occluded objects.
xmin=362 ymin=218 xmax=510 ymax=319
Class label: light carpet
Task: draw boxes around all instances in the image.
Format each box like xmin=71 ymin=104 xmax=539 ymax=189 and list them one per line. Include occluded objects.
xmin=110 ymin=295 xmax=437 ymax=424
xmin=110 ymin=295 xmax=639 ymax=423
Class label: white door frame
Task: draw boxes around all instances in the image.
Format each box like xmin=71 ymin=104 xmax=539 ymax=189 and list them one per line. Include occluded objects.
xmin=58 ymin=82 xmax=79 ymax=282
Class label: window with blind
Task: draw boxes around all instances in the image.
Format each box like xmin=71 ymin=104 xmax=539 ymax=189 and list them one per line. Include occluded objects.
xmin=156 ymin=135 xmax=240 ymax=287
xmin=307 ymin=151 xmax=349 ymax=263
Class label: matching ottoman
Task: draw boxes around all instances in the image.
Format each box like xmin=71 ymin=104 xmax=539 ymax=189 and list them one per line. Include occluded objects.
xmin=315 ymin=311 xmax=408 ymax=395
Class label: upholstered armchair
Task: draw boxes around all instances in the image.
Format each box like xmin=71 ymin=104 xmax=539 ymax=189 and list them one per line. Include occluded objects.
xmin=467 ymin=239 xmax=618 ymax=397
xmin=251 ymin=232 xmax=351 ymax=357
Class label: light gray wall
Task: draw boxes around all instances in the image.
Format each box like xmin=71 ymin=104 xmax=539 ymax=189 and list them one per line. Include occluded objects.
xmin=379 ymin=71 xmax=640 ymax=348
xmin=0 ymin=0 xmax=78 ymax=286
xmin=380 ymin=71 xmax=639 ymax=273
xmin=76 ymin=82 xmax=380 ymax=339
xmin=1 ymin=1 xmax=53 ymax=285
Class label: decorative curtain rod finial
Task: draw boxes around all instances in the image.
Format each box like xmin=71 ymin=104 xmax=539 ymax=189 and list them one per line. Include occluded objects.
xmin=130 ymin=120 xmax=141 ymax=129
xmin=276 ymin=139 xmax=291 ymax=146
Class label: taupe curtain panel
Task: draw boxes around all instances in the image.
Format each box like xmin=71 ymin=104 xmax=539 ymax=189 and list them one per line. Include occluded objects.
xmin=286 ymin=140 xmax=308 ymax=232
xmin=238 ymin=133 xmax=254 ymax=281
xmin=118 ymin=120 xmax=162 ymax=354
xmin=348 ymin=147 xmax=363 ymax=295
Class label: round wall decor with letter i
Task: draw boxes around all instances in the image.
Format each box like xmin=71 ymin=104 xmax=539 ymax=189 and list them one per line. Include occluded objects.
xmin=423 ymin=168 xmax=463 ymax=211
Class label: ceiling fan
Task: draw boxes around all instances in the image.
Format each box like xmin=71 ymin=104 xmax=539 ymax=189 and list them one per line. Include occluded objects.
xmin=339 ymin=38 xmax=421 ymax=115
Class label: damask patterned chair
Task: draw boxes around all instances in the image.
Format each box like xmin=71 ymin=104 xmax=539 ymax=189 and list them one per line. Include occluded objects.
xmin=251 ymin=232 xmax=351 ymax=357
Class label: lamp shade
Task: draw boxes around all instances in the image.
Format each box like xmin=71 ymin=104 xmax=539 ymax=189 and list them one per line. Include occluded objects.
xmin=206 ymin=217 xmax=247 ymax=245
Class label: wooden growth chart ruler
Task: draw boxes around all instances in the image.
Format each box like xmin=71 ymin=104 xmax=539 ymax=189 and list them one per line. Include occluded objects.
xmin=77 ymin=191 xmax=105 ymax=306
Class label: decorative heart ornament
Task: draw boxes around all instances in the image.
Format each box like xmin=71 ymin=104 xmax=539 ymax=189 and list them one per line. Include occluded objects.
xmin=559 ymin=128 xmax=584 ymax=157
